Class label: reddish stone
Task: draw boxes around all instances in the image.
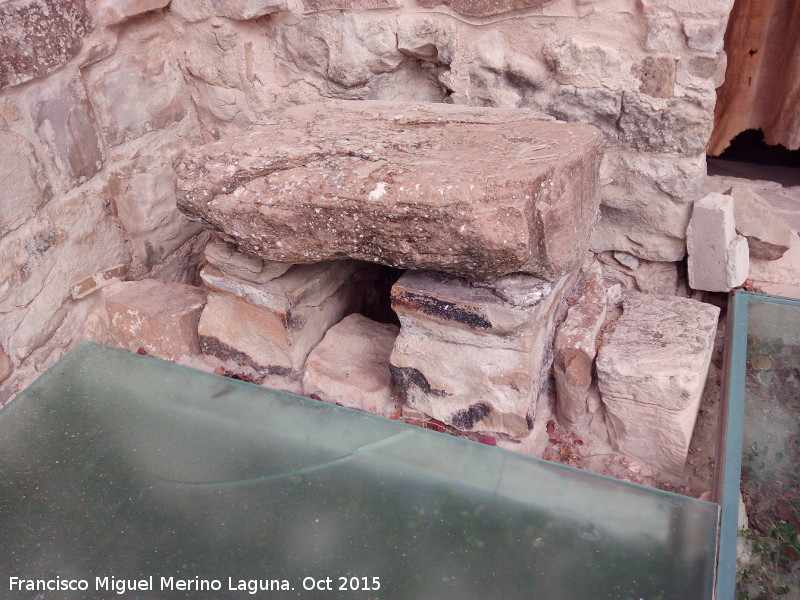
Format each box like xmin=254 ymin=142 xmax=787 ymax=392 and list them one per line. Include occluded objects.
xmin=302 ymin=0 xmax=400 ymax=10
xmin=0 ymin=0 xmax=92 ymax=89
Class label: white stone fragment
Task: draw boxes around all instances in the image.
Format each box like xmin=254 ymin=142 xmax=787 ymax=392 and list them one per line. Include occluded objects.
xmin=687 ymin=192 xmax=749 ymax=292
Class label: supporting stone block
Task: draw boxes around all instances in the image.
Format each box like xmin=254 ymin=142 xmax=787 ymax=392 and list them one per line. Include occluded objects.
xmin=197 ymin=261 xmax=360 ymax=385
xmin=105 ymin=279 xmax=207 ymax=361
xmin=554 ymin=264 xmax=607 ymax=428
xmin=687 ymin=192 xmax=749 ymax=292
xmin=389 ymin=270 xmax=574 ymax=438
xmin=596 ymin=293 xmax=719 ymax=475
xmin=304 ymin=314 xmax=399 ymax=416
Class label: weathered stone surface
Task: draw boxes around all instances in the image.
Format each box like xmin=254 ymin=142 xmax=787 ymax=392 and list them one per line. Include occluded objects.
xmin=554 ymin=264 xmax=607 ymax=428
xmin=0 ymin=128 xmax=49 ymax=236
xmin=389 ymin=269 xmax=575 ymax=438
xmin=96 ymin=0 xmax=170 ymax=26
xmin=30 ymin=70 xmax=104 ymax=183
xmin=0 ymin=0 xmax=92 ymax=89
xmin=107 ymin=160 xmax=203 ymax=278
xmin=303 ymin=0 xmax=400 ymax=10
xmin=304 ymin=314 xmax=399 ymax=416
xmin=416 ymin=0 xmax=550 ymax=17
xmin=205 ymin=238 xmax=291 ymax=283
xmin=727 ymin=183 xmax=792 ymax=260
xmin=0 ymin=186 xmax=129 ymax=362
xmin=596 ymin=293 xmax=720 ymax=475
xmin=619 ymin=94 xmax=712 ymax=155
xmin=396 ymin=15 xmax=456 ymax=63
xmin=687 ymin=192 xmax=749 ymax=292
xmin=197 ymin=261 xmax=360 ymax=380
xmin=177 ymin=101 xmax=603 ymax=282
xmin=84 ymin=51 xmax=188 ymax=146
xmin=170 ymin=0 xmax=288 ymax=21
xmin=105 ymin=280 xmax=207 ymax=361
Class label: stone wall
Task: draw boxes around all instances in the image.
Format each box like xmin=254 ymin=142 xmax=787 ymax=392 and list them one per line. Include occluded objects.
xmin=0 ymin=0 xmax=734 ymax=403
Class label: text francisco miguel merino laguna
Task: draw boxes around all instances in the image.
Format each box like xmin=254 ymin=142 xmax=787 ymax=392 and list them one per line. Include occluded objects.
xmin=8 ymin=575 xmax=304 ymax=594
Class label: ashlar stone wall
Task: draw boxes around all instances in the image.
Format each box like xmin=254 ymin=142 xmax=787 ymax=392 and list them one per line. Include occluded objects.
xmin=0 ymin=0 xmax=734 ymax=403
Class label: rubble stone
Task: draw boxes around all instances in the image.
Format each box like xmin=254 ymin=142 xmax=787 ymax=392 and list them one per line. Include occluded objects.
xmin=83 ymin=50 xmax=188 ymax=146
xmin=0 ymin=186 xmax=130 ymax=362
xmin=0 ymin=0 xmax=92 ymax=89
xmin=389 ymin=270 xmax=575 ymax=438
xmin=554 ymin=264 xmax=607 ymax=428
xmin=177 ymin=101 xmax=603 ymax=282
xmin=303 ymin=0 xmax=400 ymax=10
xmin=0 ymin=128 xmax=49 ymax=236
xmin=596 ymin=293 xmax=719 ymax=475
xmin=197 ymin=262 xmax=360 ymax=382
xmin=728 ymin=183 xmax=792 ymax=260
xmin=304 ymin=314 xmax=399 ymax=416
xmin=687 ymin=192 xmax=749 ymax=292
xmin=105 ymin=279 xmax=207 ymax=361
xmin=30 ymin=70 xmax=104 ymax=183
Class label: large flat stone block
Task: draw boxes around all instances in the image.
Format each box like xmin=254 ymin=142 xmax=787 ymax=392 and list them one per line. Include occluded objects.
xmin=595 ymin=293 xmax=719 ymax=475
xmin=389 ymin=270 xmax=574 ymax=438
xmin=177 ymin=101 xmax=602 ymax=282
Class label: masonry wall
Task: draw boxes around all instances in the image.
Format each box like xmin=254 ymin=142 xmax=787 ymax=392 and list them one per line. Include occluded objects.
xmin=0 ymin=0 xmax=734 ymax=402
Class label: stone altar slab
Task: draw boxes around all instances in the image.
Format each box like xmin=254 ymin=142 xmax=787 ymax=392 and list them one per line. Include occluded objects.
xmin=177 ymin=101 xmax=603 ymax=282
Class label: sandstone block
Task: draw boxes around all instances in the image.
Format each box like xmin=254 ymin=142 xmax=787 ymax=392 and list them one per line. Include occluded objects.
xmin=170 ymin=0 xmax=288 ymax=21
xmin=633 ymin=56 xmax=677 ymax=99
xmin=96 ymin=0 xmax=170 ymax=26
xmin=0 ymin=0 xmax=92 ymax=89
xmin=416 ymin=0 xmax=549 ymax=17
xmin=389 ymin=270 xmax=574 ymax=438
xmin=596 ymin=293 xmax=719 ymax=475
xmin=687 ymin=192 xmax=749 ymax=292
xmin=105 ymin=280 xmax=207 ymax=361
xmin=0 ymin=128 xmax=49 ymax=236
xmin=84 ymin=51 xmax=188 ymax=146
xmin=304 ymin=314 xmax=399 ymax=416
xmin=728 ymin=183 xmax=792 ymax=260
xmin=205 ymin=238 xmax=291 ymax=283
xmin=197 ymin=261 xmax=360 ymax=380
xmin=177 ymin=101 xmax=602 ymax=282
xmin=554 ymin=264 xmax=607 ymax=427
xmin=30 ymin=70 xmax=104 ymax=183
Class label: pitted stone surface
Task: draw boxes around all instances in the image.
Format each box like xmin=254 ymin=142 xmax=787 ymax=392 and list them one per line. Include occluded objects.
xmin=0 ymin=0 xmax=92 ymax=89
xmin=177 ymin=101 xmax=603 ymax=282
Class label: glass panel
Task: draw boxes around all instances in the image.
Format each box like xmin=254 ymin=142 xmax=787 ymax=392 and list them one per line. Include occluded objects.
xmin=737 ymin=293 xmax=800 ymax=598
xmin=0 ymin=342 xmax=719 ymax=599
